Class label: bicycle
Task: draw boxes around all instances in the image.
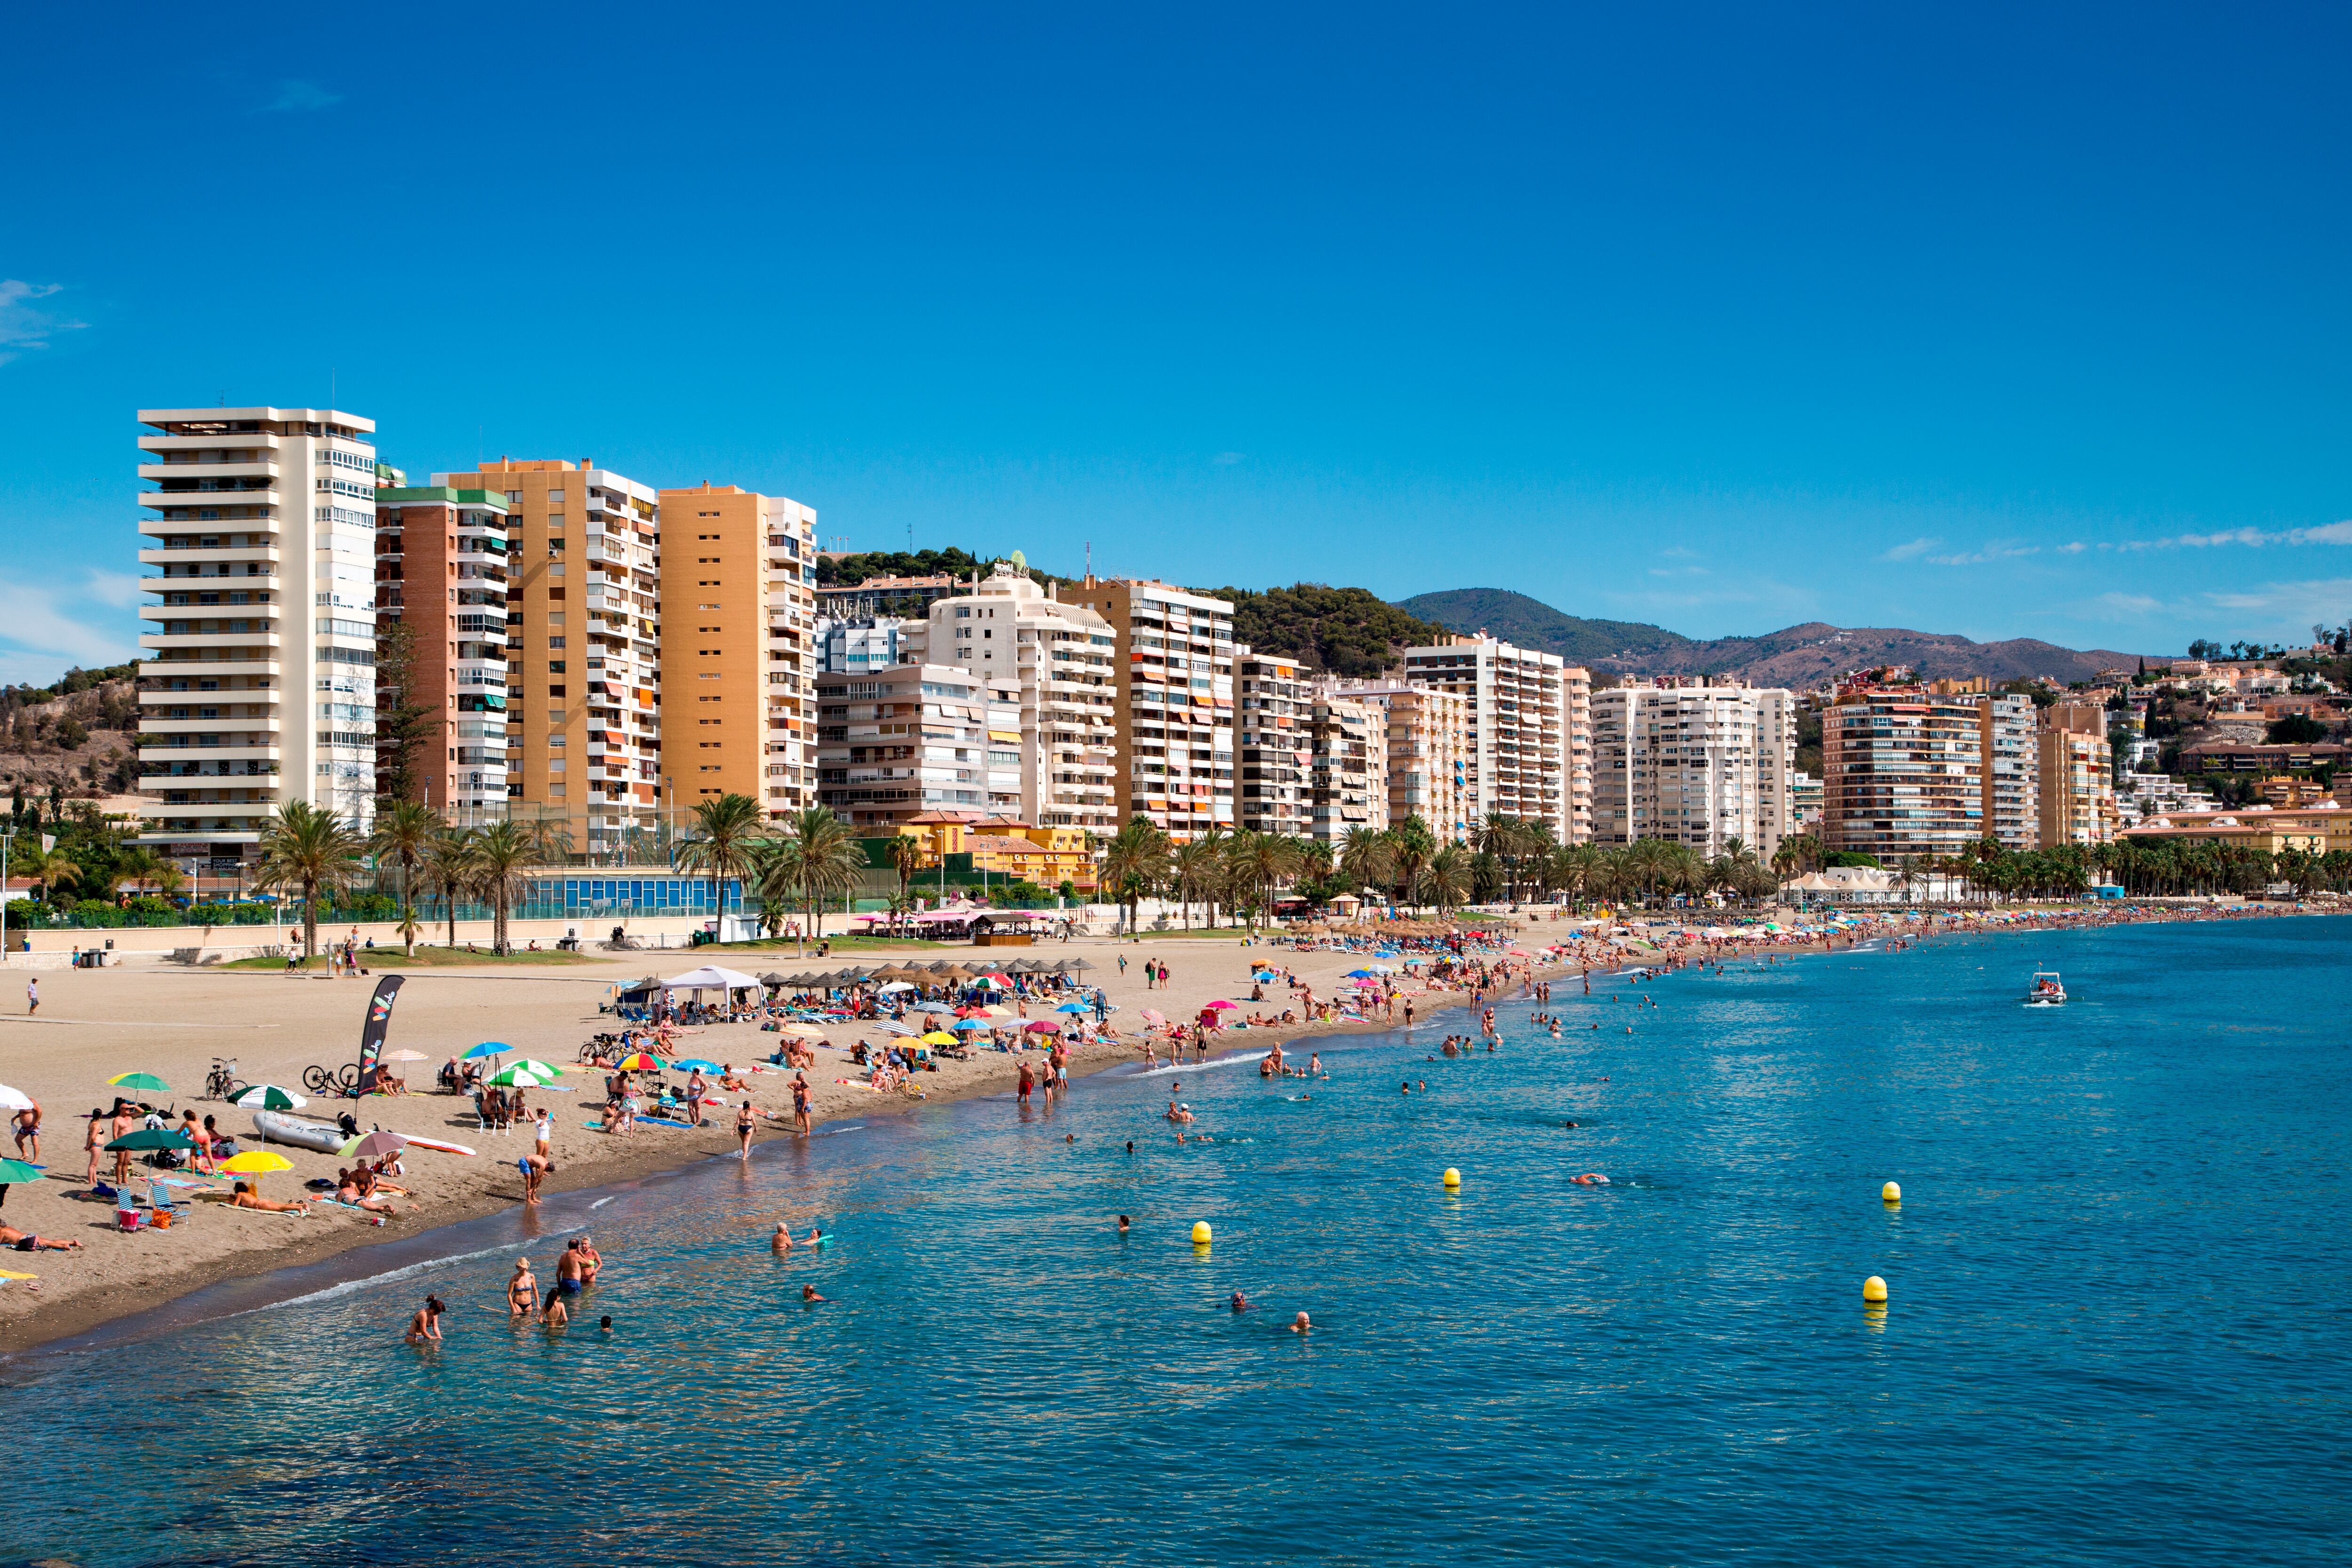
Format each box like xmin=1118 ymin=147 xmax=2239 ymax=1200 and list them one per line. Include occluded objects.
xmin=301 ymin=1062 xmax=361 ymax=1097
xmin=205 ymin=1058 xmax=246 ymax=1102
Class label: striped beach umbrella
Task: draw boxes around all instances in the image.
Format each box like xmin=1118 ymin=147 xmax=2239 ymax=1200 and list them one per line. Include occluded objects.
xmin=231 ymin=1085 xmax=307 ymax=1111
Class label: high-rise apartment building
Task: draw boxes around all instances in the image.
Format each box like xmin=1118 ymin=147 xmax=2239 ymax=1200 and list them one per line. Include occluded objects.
xmin=1325 ymin=681 xmax=1474 ymax=839
xmin=1976 ymin=693 xmax=2041 ymax=850
xmin=815 ymin=662 xmax=1020 ymax=829
xmin=1061 ymin=578 xmax=1236 ymax=839
xmin=1590 ymin=679 xmax=1796 ymax=859
xmin=1307 ymin=690 xmax=1388 ymax=844
xmin=2038 ymin=704 xmax=2115 ymax=847
xmin=373 ymin=486 xmax=512 ymax=815
xmin=925 ymin=570 xmax=1119 ymax=834
xmin=814 ymin=616 xmax=914 ymax=676
xmin=1821 ymin=687 xmax=1994 ymax=860
xmin=136 ymin=406 xmax=381 ymax=867
xmin=435 ymin=460 xmax=661 ymax=854
xmin=659 ymin=483 xmax=819 ymax=816
xmin=1396 ymin=635 xmax=1584 ymax=841
xmin=1235 ymin=650 xmax=1311 ymax=835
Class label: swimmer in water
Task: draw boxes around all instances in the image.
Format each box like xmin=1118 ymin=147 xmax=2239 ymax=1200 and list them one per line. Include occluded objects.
xmin=773 ymin=1221 xmax=795 ymax=1253
xmin=1231 ymin=1291 xmax=1248 ymax=1312
xmin=1573 ymin=1172 xmax=1611 ymax=1185
xmin=1118 ymin=1214 xmax=1131 ymax=1232
xmin=1401 ymin=1081 xmax=1411 ymax=1094
xmin=1290 ymin=1311 xmax=1311 ymax=1333
xmin=802 ymin=1284 xmax=826 ymax=1304
xmin=599 ymin=1316 xmax=613 ymax=1333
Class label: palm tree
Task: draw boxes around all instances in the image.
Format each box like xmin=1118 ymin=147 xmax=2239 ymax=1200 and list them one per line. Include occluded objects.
xmin=1420 ymin=844 xmax=1471 ymax=914
xmin=1623 ymin=837 xmax=1673 ymax=909
xmin=675 ymin=793 xmax=765 ymax=932
xmin=755 ymin=807 xmax=868 ymax=956
xmin=469 ymin=819 xmax=535 ymax=955
xmin=424 ymin=828 xmax=481 ymax=948
xmin=370 ymin=799 xmax=444 ymax=956
xmin=1169 ymin=838 xmax=1222 ymax=930
xmin=888 ymin=833 xmax=925 ymax=900
xmin=1098 ymin=817 xmax=1172 ymax=935
xmin=1224 ymin=831 xmax=1306 ymax=930
xmin=525 ymin=814 xmax=576 ymax=867
xmin=1386 ymin=815 xmax=1438 ymax=913
xmin=1337 ymin=824 xmax=1394 ymax=896
xmin=252 ymin=800 xmax=366 ymax=959
xmin=18 ymin=841 xmax=83 ymax=904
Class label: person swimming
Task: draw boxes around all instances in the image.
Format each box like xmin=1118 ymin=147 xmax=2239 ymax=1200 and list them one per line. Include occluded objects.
xmin=1290 ymin=1311 xmax=1311 ymax=1333
xmin=1117 ymin=1214 xmax=1131 ymax=1232
xmin=1231 ymin=1291 xmax=1248 ymax=1312
xmin=1573 ymin=1172 xmax=1611 ymax=1185
xmin=802 ymin=1284 xmax=826 ymax=1304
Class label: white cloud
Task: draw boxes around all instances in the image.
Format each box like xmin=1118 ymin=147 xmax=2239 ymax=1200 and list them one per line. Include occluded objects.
xmin=0 ymin=573 xmax=140 ymax=686
xmin=81 ymin=569 xmax=146 ymax=610
xmin=0 ymin=280 xmax=86 ymax=366
xmin=2056 ymin=541 xmax=2088 ymax=554
xmin=2200 ymin=578 xmax=2352 ymax=621
xmin=261 ymin=79 xmax=342 ymax=112
xmin=2107 ymin=520 xmax=2352 ymax=552
xmin=1879 ymin=536 xmax=1941 ymax=562
xmin=2089 ymin=591 xmax=2165 ymax=619
xmin=1926 ymin=539 xmax=2040 ymax=566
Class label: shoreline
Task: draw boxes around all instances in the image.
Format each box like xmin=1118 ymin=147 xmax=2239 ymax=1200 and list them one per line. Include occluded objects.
xmin=1 ymin=901 xmax=2318 ymax=1360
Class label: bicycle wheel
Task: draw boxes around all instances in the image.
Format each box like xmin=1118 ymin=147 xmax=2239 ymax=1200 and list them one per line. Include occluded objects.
xmin=224 ymin=1078 xmax=248 ymax=1104
xmin=301 ymin=1065 xmax=334 ymax=1094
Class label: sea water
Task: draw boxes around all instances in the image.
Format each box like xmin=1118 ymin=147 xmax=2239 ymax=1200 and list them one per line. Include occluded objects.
xmin=11 ymin=916 xmax=2352 ymax=1566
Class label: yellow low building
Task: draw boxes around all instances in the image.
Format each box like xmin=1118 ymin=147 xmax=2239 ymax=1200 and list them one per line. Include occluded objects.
xmin=2120 ymin=804 xmax=2352 ymax=855
xmin=897 ymin=813 xmax=1097 ymax=890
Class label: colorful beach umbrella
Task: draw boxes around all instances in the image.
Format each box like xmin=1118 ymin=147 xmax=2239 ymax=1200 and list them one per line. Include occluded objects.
xmin=1055 ymin=1001 xmax=1089 ymax=1014
xmin=339 ymin=1131 xmax=409 ymax=1160
xmin=0 ymin=1157 xmax=42 ymax=1185
xmin=486 ymin=1064 xmax=555 ymax=1088
xmin=1202 ymin=999 xmax=1238 ymax=1011
xmin=954 ymin=1017 xmax=991 ymax=1031
xmin=231 ymin=1085 xmax=307 ymax=1111
xmin=919 ymin=1031 xmax=958 ymax=1046
xmin=222 ymin=1150 xmax=292 ymax=1184
xmin=1140 ymin=1009 xmax=1166 ymax=1026
xmin=612 ymin=1052 xmax=667 ymax=1071
xmin=106 ymin=1072 xmax=172 ymax=1093
xmin=463 ymin=1042 xmax=510 ymax=1061
xmin=1023 ymin=1020 xmax=1062 ymax=1034
xmin=670 ymin=1058 xmax=721 ymax=1073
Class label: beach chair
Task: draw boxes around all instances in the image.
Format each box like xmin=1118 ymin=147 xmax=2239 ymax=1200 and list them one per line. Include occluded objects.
xmin=148 ymin=1183 xmax=181 ymax=1230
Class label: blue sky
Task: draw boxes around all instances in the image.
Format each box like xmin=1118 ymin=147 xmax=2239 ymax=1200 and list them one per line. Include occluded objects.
xmin=4 ymin=2 xmax=2349 ymax=684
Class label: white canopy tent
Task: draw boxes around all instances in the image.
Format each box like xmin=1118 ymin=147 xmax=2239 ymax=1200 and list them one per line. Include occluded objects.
xmin=662 ymin=965 xmax=765 ymax=992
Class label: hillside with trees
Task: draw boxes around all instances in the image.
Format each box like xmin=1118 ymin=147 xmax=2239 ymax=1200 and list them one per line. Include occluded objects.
xmin=0 ymin=663 xmax=142 ymax=803
xmin=1193 ymin=583 xmax=1450 ymax=678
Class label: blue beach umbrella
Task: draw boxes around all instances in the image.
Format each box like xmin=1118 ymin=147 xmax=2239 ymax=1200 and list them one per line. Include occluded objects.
xmin=1055 ymin=1001 xmax=1089 ymax=1014
xmin=954 ymin=1017 xmax=991 ymax=1031
xmin=463 ymin=1042 xmax=510 ymax=1061
xmin=1343 ymin=969 xmax=1375 ymax=978
xmin=670 ymin=1058 xmax=721 ymax=1073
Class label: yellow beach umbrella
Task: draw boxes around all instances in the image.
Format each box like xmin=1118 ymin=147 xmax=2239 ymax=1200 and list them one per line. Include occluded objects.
xmin=920 ymin=1031 xmax=958 ymax=1046
xmin=222 ymin=1150 xmax=294 ymax=1188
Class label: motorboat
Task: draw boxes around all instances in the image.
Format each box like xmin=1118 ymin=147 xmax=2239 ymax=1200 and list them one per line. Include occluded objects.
xmin=2025 ymin=970 xmax=2066 ymax=1007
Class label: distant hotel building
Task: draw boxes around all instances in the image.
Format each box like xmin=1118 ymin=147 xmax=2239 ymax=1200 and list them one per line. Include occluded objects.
xmin=1236 ymin=650 xmax=1311 ymax=834
xmin=925 ymin=570 xmax=1120 ymax=834
xmin=1307 ymin=689 xmax=1388 ymax=843
xmin=1822 ymin=683 xmax=2042 ymax=859
xmin=658 ymin=483 xmax=819 ymax=815
xmin=815 ymin=662 xmax=1019 ymax=829
xmin=136 ymin=405 xmax=381 ymax=867
xmin=816 ymin=572 xmax=961 ymax=619
xmin=435 ymin=460 xmax=662 ymax=856
xmin=1396 ymin=635 xmax=1588 ymax=842
xmin=1062 ymin=578 xmax=1237 ymax=840
xmin=814 ymin=616 xmax=913 ymax=676
xmin=2037 ymin=704 xmax=2116 ymax=847
xmin=1326 ymin=681 xmax=1474 ymax=841
xmin=373 ymin=485 xmax=512 ymax=814
xmin=1590 ymin=679 xmax=1796 ymax=859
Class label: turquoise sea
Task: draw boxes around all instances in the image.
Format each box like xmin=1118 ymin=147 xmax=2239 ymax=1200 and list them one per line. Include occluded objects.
xmin=11 ymin=916 xmax=2351 ymax=1566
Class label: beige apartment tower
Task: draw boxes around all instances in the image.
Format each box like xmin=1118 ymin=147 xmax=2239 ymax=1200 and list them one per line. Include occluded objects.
xmin=659 ymin=483 xmax=819 ymax=816
xmin=1061 ymin=578 xmax=1237 ymax=839
xmin=924 ymin=569 xmax=1119 ymax=833
xmin=435 ymin=459 xmax=661 ymax=855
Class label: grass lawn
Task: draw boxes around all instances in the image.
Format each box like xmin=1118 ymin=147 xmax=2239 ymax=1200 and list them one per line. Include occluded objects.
xmin=221 ymin=947 xmax=602 ymax=970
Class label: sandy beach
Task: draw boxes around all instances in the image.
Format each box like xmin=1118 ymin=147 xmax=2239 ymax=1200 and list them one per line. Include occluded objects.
xmin=0 ymin=930 xmax=1504 ymax=1351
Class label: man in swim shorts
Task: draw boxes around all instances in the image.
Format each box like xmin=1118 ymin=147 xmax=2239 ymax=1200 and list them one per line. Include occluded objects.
xmin=556 ymin=1240 xmax=588 ymax=1293
xmin=0 ymin=1223 xmax=80 ymax=1251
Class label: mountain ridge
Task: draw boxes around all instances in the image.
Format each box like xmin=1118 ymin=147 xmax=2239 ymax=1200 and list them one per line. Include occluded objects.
xmin=1395 ymin=588 xmax=2160 ymax=686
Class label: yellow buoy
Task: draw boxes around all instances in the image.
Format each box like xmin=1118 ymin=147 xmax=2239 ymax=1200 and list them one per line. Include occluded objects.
xmin=1442 ymin=1167 xmax=1462 ymax=1188
xmin=1882 ymin=1181 xmax=1902 ymax=1204
xmin=1862 ymin=1275 xmax=1888 ymax=1303
xmin=1191 ymin=1221 xmax=1212 ymax=1246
